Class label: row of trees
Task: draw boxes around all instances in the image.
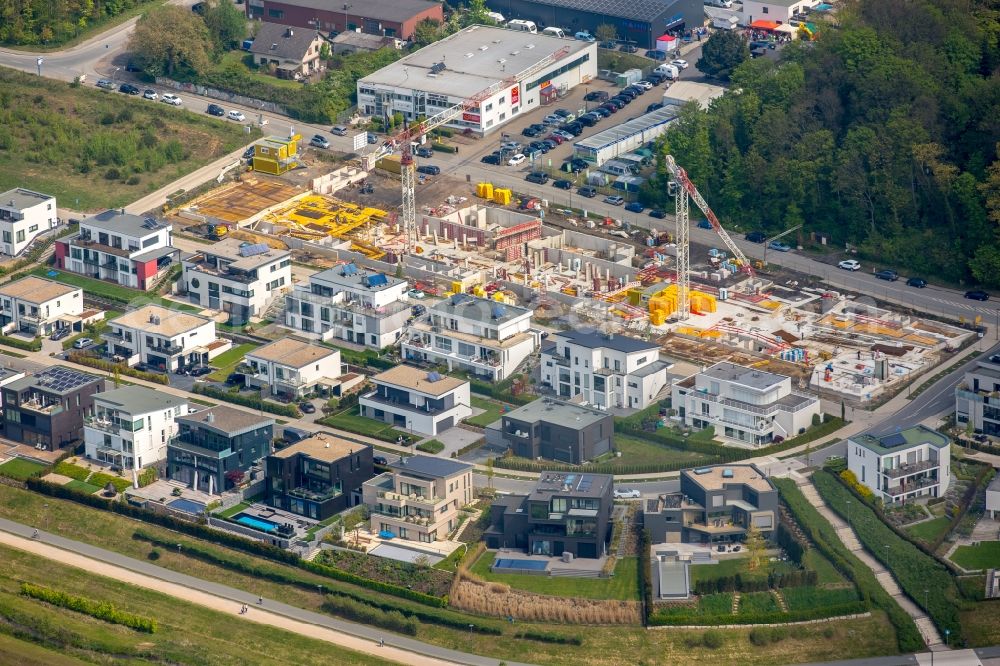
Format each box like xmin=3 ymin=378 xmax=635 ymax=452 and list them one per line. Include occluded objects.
xmin=129 ymin=0 xmax=245 ymax=78
xmin=645 ymin=0 xmax=1000 ymax=287
xmin=0 ymin=0 xmax=155 ymax=45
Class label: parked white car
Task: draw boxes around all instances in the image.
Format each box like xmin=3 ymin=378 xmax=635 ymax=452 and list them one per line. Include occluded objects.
xmin=508 ymin=153 xmax=527 ymax=166
xmin=614 ymin=488 xmax=641 ymax=499
xmin=227 ymin=110 xmax=246 ymax=122
xmin=671 ymin=59 xmax=690 ymax=69
xmin=633 ymin=80 xmax=654 ymax=90
xmin=142 ymin=89 xmax=158 ymax=100
xmin=838 ymin=259 xmax=861 ymax=271
xmin=161 ymin=93 xmax=182 ymax=106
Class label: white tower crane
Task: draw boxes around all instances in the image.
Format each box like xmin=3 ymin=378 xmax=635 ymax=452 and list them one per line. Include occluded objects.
xmin=366 ymin=45 xmax=571 ymax=259
xmin=663 ymin=154 xmax=756 ymax=322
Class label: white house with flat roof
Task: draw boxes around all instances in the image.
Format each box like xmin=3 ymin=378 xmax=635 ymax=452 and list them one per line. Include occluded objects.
xmin=244 ymin=337 xmax=343 ymax=399
xmin=360 ymin=365 xmax=471 ymax=436
xmin=541 ymin=330 xmax=670 ymax=410
xmin=107 ymin=305 xmax=229 ymax=372
xmin=847 ymin=425 xmax=951 ymax=504
xmin=84 ymin=386 xmax=188 ymax=474
xmin=357 ymin=25 xmax=597 ymax=135
xmin=0 ymin=188 xmax=58 ymax=256
xmin=743 ymin=0 xmax=820 ymax=24
xmin=0 ymin=276 xmax=83 ymax=337
xmin=284 ymin=263 xmax=411 ymax=349
xmin=401 ymin=293 xmax=536 ymax=382
xmin=56 ymin=210 xmax=178 ymax=290
xmin=672 ymin=361 xmax=821 ymax=447
xmin=181 ymin=238 xmax=291 ymax=326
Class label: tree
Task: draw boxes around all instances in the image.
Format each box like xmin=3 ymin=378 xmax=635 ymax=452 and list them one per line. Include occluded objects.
xmin=202 ymin=0 xmax=247 ymax=51
xmin=413 ymin=17 xmax=443 ymax=47
xmin=128 ymin=6 xmax=213 ymax=78
xmin=486 ymin=457 xmax=494 ymax=489
xmin=744 ymin=524 xmax=766 ymax=571
xmin=225 ymin=469 xmax=245 ymax=487
xmin=462 ymin=0 xmax=495 ymax=27
xmin=595 ymin=23 xmax=617 ymax=44
xmin=696 ymin=30 xmax=750 ymax=81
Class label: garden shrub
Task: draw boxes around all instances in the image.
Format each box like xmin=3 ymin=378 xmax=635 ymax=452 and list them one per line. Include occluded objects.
xmin=838 ymin=469 xmax=874 ymax=501
xmin=702 ymin=629 xmax=724 ymax=648
xmin=322 ymin=596 xmax=417 ymax=635
xmin=193 ymin=384 xmax=300 ymax=417
xmin=53 ymin=461 xmax=91 ymax=482
xmin=20 ymin=582 xmax=157 ymax=633
xmin=0 ymin=335 xmax=42 ymax=351
xmin=749 ymin=627 xmax=770 ymax=646
xmin=416 ymin=439 xmax=445 ymax=454
xmin=88 ymin=472 xmax=131 ymax=492
xmin=137 ymin=467 xmax=157 ymax=488
xmin=67 ymin=353 xmax=169 ymax=384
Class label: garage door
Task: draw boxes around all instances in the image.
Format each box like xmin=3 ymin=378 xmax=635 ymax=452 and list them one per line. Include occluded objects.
xmin=437 ymin=416 xmax=454 ymax=432
xmin=577 ymin=542 xmax=597 ymax=558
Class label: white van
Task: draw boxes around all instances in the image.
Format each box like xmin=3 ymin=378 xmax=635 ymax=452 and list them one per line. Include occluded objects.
xmin=542 ymin=27 xmax=565 ymax=38
xmin=487 ymin=11 xmax=506 ymax=24
xmin=705 ymin=0 xmax=734 ymax=7
xmin=508 ymin=19 xmax=537 ymax=33
xmin=654 ymin=63 xmax=680 ymax=80
xmin=601 ymin=161 xmax=632 ymax=177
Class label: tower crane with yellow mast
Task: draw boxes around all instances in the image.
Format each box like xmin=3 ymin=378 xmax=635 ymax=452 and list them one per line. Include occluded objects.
xmin=663 ymin=154 xmax=756 ymax=322
xmin=366 ymin=42 xmax=571 ymax=258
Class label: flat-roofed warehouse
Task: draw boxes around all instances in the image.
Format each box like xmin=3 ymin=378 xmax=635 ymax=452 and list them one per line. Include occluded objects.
xmin=357 ymin=25 xmax=597 ymax=135
xmin=486 ymin=0 xmax=704 ymax=49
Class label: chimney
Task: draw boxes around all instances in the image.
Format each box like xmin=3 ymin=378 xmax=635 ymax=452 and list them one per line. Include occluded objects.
xmin=206 ymin=411 xmax=215 ymax=423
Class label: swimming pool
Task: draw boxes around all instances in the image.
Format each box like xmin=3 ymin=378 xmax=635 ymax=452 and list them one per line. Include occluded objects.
xmin=492 ymin=558 xmax=548 ymax=572
xmin=168 ymin=498 xmax=206 ymax=515
xmin=234 ymin=513 xmax=281 ymax=533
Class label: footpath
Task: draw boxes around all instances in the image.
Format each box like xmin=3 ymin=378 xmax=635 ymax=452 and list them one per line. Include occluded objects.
xmin=0 ymin=517 xmax=521 ymax=666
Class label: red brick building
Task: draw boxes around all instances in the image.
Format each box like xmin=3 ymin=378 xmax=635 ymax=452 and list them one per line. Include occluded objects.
xmin=246 ymin=0 xmax=443 ymax=41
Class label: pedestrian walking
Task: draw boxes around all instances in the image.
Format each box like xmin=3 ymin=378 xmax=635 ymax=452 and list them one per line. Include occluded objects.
xmin=32 ymin=529 xmax=38 ymax=538
xmin=258 ymin=596 xmax=263 ymax=605
xmin=379 ymin=637 xmax=385 ymax=647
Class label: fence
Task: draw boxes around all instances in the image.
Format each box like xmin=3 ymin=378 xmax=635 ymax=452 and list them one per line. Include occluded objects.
xmin=155 ymin=77 xmax=289 ymax=116
xmin=206 ymin=516 xmax=292 ymax=549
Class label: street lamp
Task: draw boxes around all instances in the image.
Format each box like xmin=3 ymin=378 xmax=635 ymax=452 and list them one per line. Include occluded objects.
xmin=883 ymin=544 xmax=889 ymax=565
xmin=845 ymin=499 xmax=851 ymax=524
xmin=944 ymin=628 xmax=950 ymax=647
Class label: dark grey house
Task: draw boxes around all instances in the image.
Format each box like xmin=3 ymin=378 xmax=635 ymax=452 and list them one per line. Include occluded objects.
xmin=168 ymin=406 xmax=275 ymax=495
xmin=485 ymin=0 xmax=704 ymax=49
xmin=485 ymin=471 xmax=614 ymax=558
xmin=1 ymin=366 xmax=105 ymax=451
xmin=486 ymin=397 xmax=613 ymax=464
xmin=642 ymin=464 xmax=779 ymax=545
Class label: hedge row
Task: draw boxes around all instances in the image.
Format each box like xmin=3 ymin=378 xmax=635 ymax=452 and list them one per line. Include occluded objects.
xmin=466 ymin=375 xmax=535 ymax=405
xmin=89 ymin=472 xmax=132 ymax=493
xmin=192 ymin=385 xmax=300 ymax=418
xmin=322 ymin=596 xmax=417 ymax=635
xmin=775 ymin=521 xmax=806 ymax=564
xmin=20 ymin=582 xmax=157 ymax=633
xmin=67 ymin=353 xmax=170 ymax=385
xmin=492 ymin=455 xmax=722 ymax=476
xmin=515 ymin=630 xmax=582 ymax=645
xmin=0 ymin=335 xmax=41 ymax=351
xmin=812 ymin=470 xmax=962 ymax=640
xmin=647 ymin=601 xmax=869 ymax=627
xmin=323 ymin=588 xmax=503 ymax=636
xmin=639 ymin=528 xmax=653 ymax=624
xmin=772 ymin=478 xmax=924 ymax=652
xmin=692 ymin=570 xmax=819 ymax=596
xmin=53 ymin=461 xmax=90 ymax=482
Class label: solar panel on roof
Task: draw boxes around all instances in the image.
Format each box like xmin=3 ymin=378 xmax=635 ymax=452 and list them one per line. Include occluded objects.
xmin=880 ymin=433 xmax=907 ymax=448
xmin=491 ymin=303 xmax=506 ymax=319
xmin=36 ymin=367 xmax=94 ymax=392
xmin=238 ymin=243 xmax=270 ymax=257
xmin=341 ymin=263 xmax=359 ymax=276
xmin=577 ymin=477 xmax=592 ymax=492
xmin=364 ymin=274 xmax=388 ymax=288
xmin=427 ymin=371 xmax=441 ymax=382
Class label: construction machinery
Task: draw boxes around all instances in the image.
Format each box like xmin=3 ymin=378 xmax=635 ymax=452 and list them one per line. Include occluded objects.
xmin=664 ymin=154 xmax=755 ymax=322
xmin=367 ymin=43 xmax=572 ymax=258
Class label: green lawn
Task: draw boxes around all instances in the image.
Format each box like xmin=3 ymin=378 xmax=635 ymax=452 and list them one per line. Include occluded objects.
xmin=207 ymin=343 xmax=258 ymax=382
xmin=465 ymin=397 xmax=509 ymax=428
xmin=31 ymin=268 xmax=200 ymax=310
xmin=689 ymin=558 xmax=799 ymax=585
xmin=951 ymin=542 xmax=1000 ymax=571
xmin=0 ymin=69 xmax=256 ymax=211
xmin=0 ymin=630 xmax=92 ymax=666
xmin=0 ymin=458 xmax=47 ymax=480
xmin=470 ymin=551 xmax=639 ymax=601
xmin=416 ymin=439 xmax=444 ymax=454
xmin=904 ymin=516 xmax=952 ymax=544
xmin=319 ymin=406 xmax=408 ymax=443
xmin=613 ymin=433 xmax=715 ymax=467
xmin=216 ymin=501 xmax=251 ymax=519
xmin=802 ymin=549 xmax=848 ymax=585
xmin=64 ymin=480 xmax=101 ymax=494
xmin=740 ymin=591 xmax=780 ymax=614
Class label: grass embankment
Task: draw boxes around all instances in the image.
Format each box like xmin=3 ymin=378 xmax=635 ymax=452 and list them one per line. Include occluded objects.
xmin=465 ymin=396 xmax=509 ymax=428
xmin=471 ymin=552 xmax=639 ymax=601
xmin=206 ymin=343 xmax=258 ymax=382
xmin=0 ymin=459 xmax=47 ymax=481
xmin=951 ymin=542 xmax=1000 ymax=571
xmin=0 ymin=484 xmax=901 ymax=665
xmin=30 ymin=268 xmax=201 ymax=310
xmin=0 ymin=68 xmax=254 ymax=210
xmin=0 ymin=545 xmax=393 ymax=666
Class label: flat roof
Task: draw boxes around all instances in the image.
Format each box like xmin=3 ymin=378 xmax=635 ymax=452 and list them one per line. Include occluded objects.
xmin=312 ymin=264 xmax=405 ymax=292
xmin=0 ymin=187 xmax=54 ymax=210
xmin=95 ymin=386 xmax=186 ymax=414
xmin=272 ymin=432 xmax=365 ymax=462
xmin=389 ymin=454 xmax=472 ymax=478
xmin=530 ymin=471 xmax=613 ymax=499
xmin=701 ymin=361 xmax=788 ymax=391
xmin=359 ymin=25 xmax=592 ymax=99
xmin=266 ymin=0 xmax=439 ymax=22
xmin=517 ymin=0 xmax=682 ymax=21
xmin=112 ymin=306 xmax=212 ymax=338
xmin=575 ymin=106 xmax=678 ymax=151
xmin=197 ymin=238 xmax=289 ymax=270
xmin=84 ymin=209 xmax=170 ymax=237
xmin=7 ymin=366 xmax=102 ymax=395
xmin=662 ymin=81 xmax=726 ymax=110
xmin=0 ymin=276 xmax=78 ymax=304
xmin=246 ymin=338 xmax=338 ymax=369
xmin=683 ymin=464 xmax=775 ymax=494
xmin=554 ymin=330 xmax=658 ymax=354
xmin=852 ymin=425 xmax=951 ymax=456
xmin=505 ymin=398 xmax=609 ymax=430
xmin=431 ymin=293 xmax=531 ymax=325
xmin=177 ymin=404 xmax=274 ymax=436
xmin=371 ymin=365 xmax=466 ymax=396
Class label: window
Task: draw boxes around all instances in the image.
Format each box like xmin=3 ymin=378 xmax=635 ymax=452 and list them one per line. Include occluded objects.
xmin=762 ymin=6 xmax=769 ymax=12
xmin=268 ymin=8 xmax=284 ymax=18
xmin=1 ymin=231 xmax=9 ymax=243
xmin=142 ymin=236 xmax=157 ymax=248
xmin=15 ymin=230 xmax=24 ymax=243
xmin=28 ymin=224 xmax=37 ymax=233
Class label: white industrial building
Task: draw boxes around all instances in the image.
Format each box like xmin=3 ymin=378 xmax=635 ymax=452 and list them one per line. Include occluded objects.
xmin=743 ymin=0 xmax=820 ymax=25
xmin=846 ymin=426 xmax=951 ymax=505
xmin=662 ymin=81 xmax=726 ymax=110
xmin=573 ymin=106 xmax=678 ymax=166
xmin=357 ymin=25 xmax=597 ymax=135
xmin=84 ymin=386 xmax=188 ymax=474
xmin=0 ymin=188 xmax=58 ymax=257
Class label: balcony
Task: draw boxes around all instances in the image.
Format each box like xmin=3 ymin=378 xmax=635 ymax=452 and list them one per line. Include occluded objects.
xmin=287 ymin=486 xmax=341 ymax=502
xmin=883 ymin=459 xmax=938 ymax=479
xmin=168 ymin=436 xmax=231 ymax=459
xmin=885 ymin=476 xmax=939 ymax=497
xmin=376 ymin=490 xmax=446 ymax=508
xmin=19 ymin=312 xmax=45 ymax=325
xmin=361 ymin=391 xmax=448 ymax=416
xmin=402 ymin=339 xmax=501 ymax=368
xmin=72 ymin=236 xmax=131 ymax=257
xmin=693 ymin=389 xmax=817 ymax=416
xmin=291 ymin=288 xmax=410 ymax=318
xmin=150 ymin=343 xmax=183 ymax=355
xmin=85 ymin=416 xmax=120 ymax=435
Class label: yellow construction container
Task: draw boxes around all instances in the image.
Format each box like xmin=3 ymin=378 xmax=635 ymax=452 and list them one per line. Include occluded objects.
xmin=471 ymin=285 xmax=486 ymax=298
xmin=451 ymin=281 xmax=463 ymax=294
xmin=376 ymin=155 xmax=402 ymax=174
xmin=493 ymin=188 xmax=512 ymax=205
xmin=650 ymin=310 xmax=667 ymax=326
xmin=476 ymin=182 xmax=494 ymax=199
xmin=647 ymin=284 xmax=717 ymax=319
xmin=627 ymin=288 xmax=645 ymax=307
xmin=251 ymin=135 xmax=300 ymax=175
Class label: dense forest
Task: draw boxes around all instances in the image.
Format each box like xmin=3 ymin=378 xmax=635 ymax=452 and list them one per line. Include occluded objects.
xmin=0 ymin=0 xmax=157 ymax=45
xmin=644 ymin=0 xmax=1000 ymax=287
